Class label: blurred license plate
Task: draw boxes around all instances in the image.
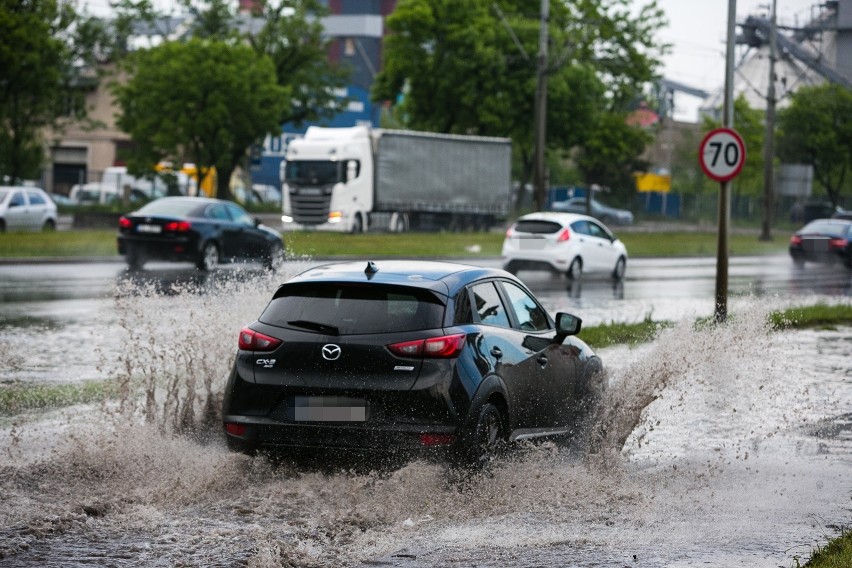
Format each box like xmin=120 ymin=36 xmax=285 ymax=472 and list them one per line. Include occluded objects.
xmin=804 ymin=239 xmax=828 ymax=251
xmin=293 ymin=396 xmax=367 ymax=422
xmin=519 ymin=238 xmax=546 ymax=250
xmin=137 ymin=224 xmax=161 ymax=234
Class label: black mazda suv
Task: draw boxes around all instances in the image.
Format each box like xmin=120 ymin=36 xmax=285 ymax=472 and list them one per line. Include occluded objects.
xmin=222 ymin=260 xmax=603 ymax=464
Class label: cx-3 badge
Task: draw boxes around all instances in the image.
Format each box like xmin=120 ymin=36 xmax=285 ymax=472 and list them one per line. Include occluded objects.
xmin=322 ymin=344 xmax=341 ymax=361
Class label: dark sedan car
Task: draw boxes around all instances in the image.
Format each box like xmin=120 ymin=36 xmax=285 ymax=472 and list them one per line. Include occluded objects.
xmin=117 ymin=197 xmax=284 ymax=270
xmin=789 ymin=218 xmax=852 ymax=268
xmin=222 ymin=260 xmax=604 ymax=466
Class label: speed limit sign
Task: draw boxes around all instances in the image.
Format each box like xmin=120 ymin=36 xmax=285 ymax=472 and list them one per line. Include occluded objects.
xmin=699 ymin=128 xmax=746 ymax=182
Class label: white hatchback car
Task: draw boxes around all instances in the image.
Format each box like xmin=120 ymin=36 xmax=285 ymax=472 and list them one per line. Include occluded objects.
xmin=0 ymin=186 xmax=59 ymax=232
xmin=502 ymin=212 xmax=628 ymax=280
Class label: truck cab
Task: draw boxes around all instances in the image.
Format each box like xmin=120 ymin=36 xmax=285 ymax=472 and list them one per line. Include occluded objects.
xmin=281 ymin=126 xmax=374 ymax=233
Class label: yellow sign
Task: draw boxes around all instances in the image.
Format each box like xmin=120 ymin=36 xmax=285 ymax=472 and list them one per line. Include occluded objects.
xmin=634 ymin=172 xmax=671 ymax=193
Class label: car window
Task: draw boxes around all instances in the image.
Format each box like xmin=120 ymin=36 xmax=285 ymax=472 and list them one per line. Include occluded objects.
xmin=801 ymin=221 xmax=850 ymax=238
xmin=587 ymin=222 xmax=611 ymax=240
xmin=514 ymin=220 xmax=562 ymax=234
xmin=225 ymin=203 xmax=254 ymax=227
xmin=207 ymin=204 xmax=230 ymax=220
xmin=453 ymin=288 xmax=474 ymax=325
xmin=469 ymin=282 xmax=510 ymax=328
xmin=137 ymin=199 xmax=204 ymax=217
xmin=27 ymin=191 xmax=46 ymax=206
xmin=570 ymin=220 xmax=591 ymax=235
xmin=502 ymin=282 xmax=550 ymax=332
xmin=9 ymin=191 xmax=25 ymax=207
xmin=260 ymin=283 xmax=445 ymax=335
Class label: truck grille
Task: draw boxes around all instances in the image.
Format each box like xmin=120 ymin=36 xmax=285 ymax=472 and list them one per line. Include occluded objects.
xmin=290 ymin=190 xmax=331 ymax=225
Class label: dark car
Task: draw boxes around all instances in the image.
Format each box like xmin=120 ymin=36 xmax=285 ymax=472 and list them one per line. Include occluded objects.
xmin=222 ymin=260 xmax=604 ymax=466
xmin=789 ymin=218 xmax=852 ymax=268
xmin=117 ymin=197 xmax=284 ymax=270
xmin=550 ymin=197 xmax=634 ymax=226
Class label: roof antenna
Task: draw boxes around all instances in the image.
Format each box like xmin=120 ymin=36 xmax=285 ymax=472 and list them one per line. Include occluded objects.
xmin=364 ymin=261 xmax=379 ymax=279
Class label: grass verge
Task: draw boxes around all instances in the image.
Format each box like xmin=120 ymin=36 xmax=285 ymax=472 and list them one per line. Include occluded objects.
xmin=798 ymin=529 xmax=852 ymax=567
xmin=0 ymin=380 xmax=117 ymax=415
xmin=0 ymin=229 xmax=790 ymax=259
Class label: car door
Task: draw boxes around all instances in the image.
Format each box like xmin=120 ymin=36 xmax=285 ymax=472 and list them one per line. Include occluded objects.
xmin=499 ymin=280 xmax=580 ymax=429
xmin=4 ymin=190 xmax=30 ymax=230
xmin=586 ymin=220 xmax=620 ymax=270
xmin=26 ymin=190 xmax=49 ymax=228
xmin=224 ymin=203 xmax=266 ymax=260
xmin=569 ymin=220 xmax=602 ymax=271
xmin=468 ymin=281 xmax=543 ymax=430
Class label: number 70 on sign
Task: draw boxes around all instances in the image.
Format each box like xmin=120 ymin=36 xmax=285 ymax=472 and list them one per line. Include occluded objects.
xmin=699 ymin=127 xmax=746 ymax=182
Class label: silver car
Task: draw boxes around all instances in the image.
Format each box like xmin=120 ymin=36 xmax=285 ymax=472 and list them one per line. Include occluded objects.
xmin=0 ymin=186 xmax=58 ymax=232
xmin=551 ymin=197 xmax=634 ymax=226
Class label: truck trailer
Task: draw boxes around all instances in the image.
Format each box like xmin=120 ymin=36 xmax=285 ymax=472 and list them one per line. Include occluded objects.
xmin=280 ymin=126 xmax=512 ymax=232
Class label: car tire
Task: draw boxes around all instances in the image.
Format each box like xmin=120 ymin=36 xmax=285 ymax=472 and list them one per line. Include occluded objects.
xmin=503 ymin=261 xmax=518 ymax=275
xmin=566 ymin=257 xmax=583 ymax=280
xmin=612 ymin=256 xmax=626 ymax=280
xmin=225 ymin=436 xmax=257 ymax=456
xmin=264 ymin=240 xmax=285 ymax=271
xmin=0 ymin=220 xmax=5 ymax=233
xmin=197 ymin=241 xmax=219 ymax=271
xmin=126 ymin=246 xmax=146 ymax=269
xmin=456 ymin=402 xmax=506 ymax=468
xmin=792 ymin=255 xmax=805 ymax=268
xmin=351 ymin=213 xmax=364 ymax=234
xmin=42 ymin=219 xmax=56 ymax=231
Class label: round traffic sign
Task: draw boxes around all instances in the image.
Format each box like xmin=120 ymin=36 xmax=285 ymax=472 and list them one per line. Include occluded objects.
xmin=699 ymin=128 xmax=746 ymax=182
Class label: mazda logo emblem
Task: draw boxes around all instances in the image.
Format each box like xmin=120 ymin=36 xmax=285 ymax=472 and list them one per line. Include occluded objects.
xmin=321 ymin=344 xmax=341 ymax=361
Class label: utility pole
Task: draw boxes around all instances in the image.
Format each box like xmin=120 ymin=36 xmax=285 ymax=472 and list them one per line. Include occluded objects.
xmin=532 ymin=0 xmax=549 ymax=211
xmin=716 ymin=0 xmax=737 ymax=324
xmin=760 ymin=0 xmax=777 ymax=241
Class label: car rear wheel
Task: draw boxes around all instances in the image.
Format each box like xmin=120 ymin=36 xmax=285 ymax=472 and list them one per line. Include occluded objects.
xmin=351 ymin=213 xmax=364 ymax=234
xmin=456 ymin=402 xmax=506 ymax=467
xmin=264 ymin=241 xmax=285 ymax=271
xmin=197 ymin=241 xmax=219 ymax=271
xmin=566 ymin=257 xmax=583 ymax=280
xmin=42 ymin=219 xmax=56 ymax=231
xmin=612 ymin=256 xmax=626 ymax=280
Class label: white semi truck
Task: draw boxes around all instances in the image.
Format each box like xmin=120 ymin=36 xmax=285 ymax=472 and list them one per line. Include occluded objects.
xmin=280 ymin=126 xmax=512 ymax=232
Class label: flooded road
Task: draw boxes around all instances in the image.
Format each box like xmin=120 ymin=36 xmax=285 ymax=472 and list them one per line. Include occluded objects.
xmin=0 ymin=258 xmax=851 ymax=566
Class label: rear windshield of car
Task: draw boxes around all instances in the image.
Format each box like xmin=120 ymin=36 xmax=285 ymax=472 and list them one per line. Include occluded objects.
xmin=260 ymin=283 xmax=445 ymax=335
xmin=136 ymin=199 xmax=205 ymax=217
xmin=801 ymin=221 xmax=851 ymax=238
xmin=514 ymin=220 xmax=563 ymax=234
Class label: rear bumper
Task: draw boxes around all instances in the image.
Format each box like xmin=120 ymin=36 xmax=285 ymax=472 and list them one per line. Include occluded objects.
xmin=789 ymin=246 xmax=851 ymax=266
xmin=117 ymin=234 xmax=198 ymax=262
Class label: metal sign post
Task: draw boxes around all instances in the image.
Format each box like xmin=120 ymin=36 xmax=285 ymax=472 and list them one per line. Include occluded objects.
xmin=700 ymin=127 xmax=746 ymax=323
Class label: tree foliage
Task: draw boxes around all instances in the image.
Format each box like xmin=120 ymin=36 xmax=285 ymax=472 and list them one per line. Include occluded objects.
xmin=777 ymin=83 xmax=852 ymax=209
xmin=110 ymin=0 xmax=348 ymax=199
xmin=0 ymin=0 xmax=105 ymax=183
xmin=113 ymin=39 xmax=286 ymax=199
xmin=372 ymin=0 xmax=666 ymax=208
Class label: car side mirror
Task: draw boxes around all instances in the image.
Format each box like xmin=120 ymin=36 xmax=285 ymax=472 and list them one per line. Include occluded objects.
xmin=554 ymin=312 xmax=582 ymax=341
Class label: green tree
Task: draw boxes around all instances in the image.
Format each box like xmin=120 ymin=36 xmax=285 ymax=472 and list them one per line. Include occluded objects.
xmin=777 ymin=83 xmax=852 ymax=209
xmin=372 ymin=0 xmax=666 ymax=208
xmin=0 ymin=0 xmax=105 ymax=183
xmin=246 ymin=0 xmax=350 ymax=127
xmin=113 ymin=38 xmax=286 ymax=200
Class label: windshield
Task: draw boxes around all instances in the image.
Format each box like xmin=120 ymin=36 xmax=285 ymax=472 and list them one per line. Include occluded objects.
xmin=284 ymin=160 xmax=341 ymax=185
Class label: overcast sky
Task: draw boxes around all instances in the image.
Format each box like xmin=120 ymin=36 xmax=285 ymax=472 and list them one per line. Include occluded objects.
xmin=648 ymin=0 xmax=824 ymax=121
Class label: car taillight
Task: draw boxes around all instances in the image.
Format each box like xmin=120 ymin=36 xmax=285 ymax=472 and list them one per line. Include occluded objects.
xmin=164 ymin=221 xmax=191 ymax=232
xmin=829 ymin=238 xmax=848 ymax=249
xmin=119 ymin=216 xmax=132 ymax=229
xmin=225 ymin=423 xmax=246 ymax=436
xmin=388 ymin=334 xmax=466 ymax=359
xmin=238 ymin=327 xmax=282 ymax=351
xmin=790 ymin=235 xmax=802 ymax=246
xmin=557 ymin=228 xmax=571 ymax=242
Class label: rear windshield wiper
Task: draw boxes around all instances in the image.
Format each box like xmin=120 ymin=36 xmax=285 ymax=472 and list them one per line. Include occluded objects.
xmin=287 ymin=319 xmax=340 ymax=335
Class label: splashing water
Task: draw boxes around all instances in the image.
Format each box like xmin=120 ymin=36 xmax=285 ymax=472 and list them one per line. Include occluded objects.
xmin=1 ymin=283 xmax=850 ymax=567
